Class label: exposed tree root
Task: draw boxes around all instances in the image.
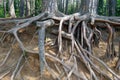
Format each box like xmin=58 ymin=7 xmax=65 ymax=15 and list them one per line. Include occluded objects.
xmin=0 ymin=70 xmax=10 ymax=79
xmin=105 ymin=23 xmax=116 ymax=59
xmin=0 ymin=48 xmax=12 ymax=67
xmin=11 ymin=54 xmax=23 ymax=80
xmin=116 ymin=41 xmax=120 ymax=71
xmin=0 ymin=6 xmax=120 ymax=80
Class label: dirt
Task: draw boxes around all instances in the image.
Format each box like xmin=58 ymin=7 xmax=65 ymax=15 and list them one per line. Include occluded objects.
xmin=0 ymin=25 xmax=120 ymax=80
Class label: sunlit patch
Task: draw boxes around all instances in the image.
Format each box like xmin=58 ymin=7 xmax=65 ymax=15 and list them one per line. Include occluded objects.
xmin=33 ymin=47 xmax=38 ymax=51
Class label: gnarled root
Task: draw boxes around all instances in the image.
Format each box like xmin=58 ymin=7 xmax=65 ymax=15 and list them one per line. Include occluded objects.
xmin=0 ymin=11 xmax=120 ymax=80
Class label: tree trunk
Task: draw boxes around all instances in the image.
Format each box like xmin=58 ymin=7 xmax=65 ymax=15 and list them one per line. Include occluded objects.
xmin=76 ymin=0 xmax=80 ymax=12
xmin=19 ymin=0 xmax=24 ymax=17
xmin=3 ymin=0 xmax=6 ymax=17
xmin=80 ymin=0 xmax=90 ymax=15
xmin=108 ymin=0 xmax=116 ymax=16
xmin=58 ymin=0 xmax=62 ymax=11
xmin=38 ymin=0 xmax=58 ymax=74
xmin=30 ymin=0 xmax=35 ymax=15
xmin=25 ymin=0 xmax=30 ymax=16
xmin=62 ymin=0 xmax=65 ymax=13
xmin=65 ymin=0 xmax=68 ymax=14
xmin=9 ymin=0 xmax=16 ymax=18
xmin=42 ymin=0 xmax=58 ymax=14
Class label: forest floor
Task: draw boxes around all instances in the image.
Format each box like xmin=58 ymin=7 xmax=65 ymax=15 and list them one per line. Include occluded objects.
xmin=0 ymin=24 xmax=120 ymax=80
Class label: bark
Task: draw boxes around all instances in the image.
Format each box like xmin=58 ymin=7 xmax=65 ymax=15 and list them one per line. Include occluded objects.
xmin=42 ymin=0 xmax=58 ymax=14
xmin=3 ymin=0 xmax=6 ymax=17
xmin=65 ymin=0 xmax=68 ymax=14
xmin=25 ymin=0 xmax=31 ymax=16
xmin=115 ymin=41 xmax=120 ymax=70
xmin=38 ymin=25 xmax=46 ymax=74
xmin=58 ymin=0 xmax=62 ymax=11
xmin=108 ymin=0 xmax=116 ymax=16
xmin=36 ymin=0 xmax=59 ymax=74
xmin=76 ymin=0 xmax=80 ymax=12
xmin=19 ymin=0 xmax=24 ymax=17
xmin=9 ymin=0 xmax=16 ymax=18
xmin=30 ymin=0 xmax=35 ymax=14
xmin=62 ymin=0 xmax=65 ymax=13
xmin=80 ymin=0 xmax=90 ymax=15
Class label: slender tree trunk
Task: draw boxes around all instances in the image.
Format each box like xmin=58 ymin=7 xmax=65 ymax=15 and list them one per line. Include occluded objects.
xmin=65 ymin=0 xmax=68 ymax=14
xmin=76 ymin=0 xmax=80 ymax=12
xmin=73 ymin=0 xmax=75 ymax=12
xmin=30 ymin=0 xmax=35 ymax=15
xmin=19 ymin=0 xmax=24 ymax=17
xmin=106 ymin=0 xmax=109 ymax=16
xmin=9 ymin=0 xmax=16 ymax=18
xmin=3 ymin=0 xmax=6 ymax=17
xmin=58 ymin=0 xmax=62 ymax=11
xmin=108 ymin=0 xmax=116 ymax=16
xmin=25 ymin=0 xmax=30 ymax=16
xmin=62 ymin=0 xmax=65 ymax=13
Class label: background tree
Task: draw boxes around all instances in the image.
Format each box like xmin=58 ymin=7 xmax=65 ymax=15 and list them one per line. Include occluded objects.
xmin=20 ymin=0 xmax=25 ymax=17
xmin=19 ymin=0 xmax=25 ymax=17
xmin=109 ymin=0 xmax=116 ymax=16
xmin=9 ymin=0 xmax=16 ymax=18
xmin=3 ymin=0 xmax=6 ymax=17
xmin=25 ymin=0 xmax=30 ymax=16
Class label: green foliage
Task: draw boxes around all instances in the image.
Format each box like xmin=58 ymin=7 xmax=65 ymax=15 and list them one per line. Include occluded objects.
xmin=67 ymin=4 xmax=75 ymax=14
xmin=14 ymin=0 xmax=20 ymax=17
xmin=0 ymin=6 xmax=4 ymax=17
xmin=35 ymin=0 xmax=42 ymax=15
xmin=116 ymin=0 xmax=120 ymax=16
xmin=97 ymin=0 xmax=104 ymax=15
